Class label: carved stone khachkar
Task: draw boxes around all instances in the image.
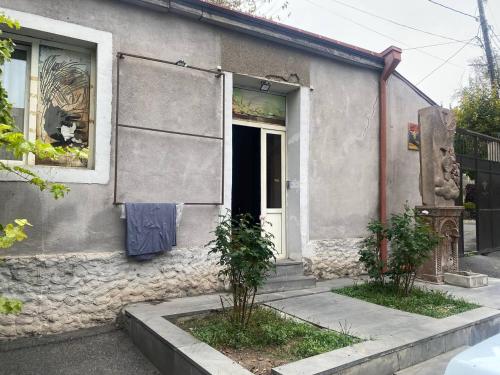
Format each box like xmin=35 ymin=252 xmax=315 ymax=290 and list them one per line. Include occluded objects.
xmin=417 ymin=106 xmax=464 ymax=283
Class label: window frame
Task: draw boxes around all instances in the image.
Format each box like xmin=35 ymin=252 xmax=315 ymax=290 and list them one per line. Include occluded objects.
xmin=1 ymin=43 xmax=31 ymax=165
xmin=2 ymin=34 xmax=97 ymax=169
xmin=0 ymin=7 xmax=112 ymax=184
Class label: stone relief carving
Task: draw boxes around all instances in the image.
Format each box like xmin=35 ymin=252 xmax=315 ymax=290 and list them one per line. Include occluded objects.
xmin=434 ymin=147 xmax=460 ymax=201
xmin=419 ymin=106 xmax=461 ymax=207
xmin=417 ymin=106 xmax=463 ymax=283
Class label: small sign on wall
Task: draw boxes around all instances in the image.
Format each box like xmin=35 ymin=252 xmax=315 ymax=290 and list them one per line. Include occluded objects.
xmin=408 ymin=122 xmax=420 ymax=151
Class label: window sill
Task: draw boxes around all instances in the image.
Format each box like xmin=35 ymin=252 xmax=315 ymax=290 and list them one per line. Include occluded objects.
xmin=0 ymin=164 xmax=109 ymax=184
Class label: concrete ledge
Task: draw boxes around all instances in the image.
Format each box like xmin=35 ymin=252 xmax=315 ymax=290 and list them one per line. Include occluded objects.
xmin=125 ymin=309 xmax=252 ymax=374
xmin=271 ymin=308 xmax=500 ymax=375
xmin=123 ymin=280 xmax=500 ymax=375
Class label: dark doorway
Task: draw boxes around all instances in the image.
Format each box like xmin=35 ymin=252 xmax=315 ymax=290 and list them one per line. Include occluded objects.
xmin=232 ymin=125 xmax=261 ymax=222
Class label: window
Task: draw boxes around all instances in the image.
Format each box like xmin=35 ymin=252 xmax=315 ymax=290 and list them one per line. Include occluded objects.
xmin=0 ymin=7 xmax=112 ymax=184
xmin=1 ymin=36 xmax=95 ymax=168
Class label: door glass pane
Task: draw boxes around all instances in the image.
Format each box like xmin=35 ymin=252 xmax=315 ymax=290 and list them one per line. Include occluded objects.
xmin=1 ymin=48 xmax=29 ymax=160
xmin=266 ymin=133 xmax=282 ymax=208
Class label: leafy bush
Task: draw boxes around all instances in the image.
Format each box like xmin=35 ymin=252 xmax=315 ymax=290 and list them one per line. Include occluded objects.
xmin=464 ymin=202 xmax=476 ymax=210
xmin=358 ymin=221 xmax=385 ymax=283
xmin=207 ymin=212 xmax=276 ymax=328
xmin=359 ymin=206 xmax=439 ymax=296
xmin=463 ymin=201 xmax=477 ymax=219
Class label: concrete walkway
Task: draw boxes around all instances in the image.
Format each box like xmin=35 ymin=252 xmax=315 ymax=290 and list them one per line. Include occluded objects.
xmin=0 ymin=326 xmax=160 ymax=375
xmin=461 ymin=253 xmax=500 ymax=278
xmin=123 ymin=278 xmax=500 ymax=375
xmin=418 ymin=277 xmax=500 ymax=309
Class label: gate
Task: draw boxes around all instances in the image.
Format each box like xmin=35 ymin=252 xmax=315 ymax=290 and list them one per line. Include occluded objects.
xmin=455 ymin=128 xmax=500 ymax=255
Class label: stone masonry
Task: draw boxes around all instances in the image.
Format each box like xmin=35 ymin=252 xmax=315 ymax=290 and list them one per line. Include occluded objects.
xmin=0 ymin=248 xmax=223 ymax=338
xmin=303 ymin=239 xmax=364 ymax=279
xmin=0 ymin=240 xmax=365 ymax=338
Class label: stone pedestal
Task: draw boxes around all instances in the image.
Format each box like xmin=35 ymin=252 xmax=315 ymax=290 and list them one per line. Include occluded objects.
xmin=416 ymin=206 xmax=464 ymax=283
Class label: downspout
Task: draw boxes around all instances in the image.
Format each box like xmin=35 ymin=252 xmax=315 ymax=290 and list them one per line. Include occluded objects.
xmin=379 ymin=47 xmax=401 ymax=267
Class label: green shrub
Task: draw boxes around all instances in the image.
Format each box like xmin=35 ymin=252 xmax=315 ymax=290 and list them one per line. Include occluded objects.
xmin=207 ymin=212 xmax=276 ymax=328
xmin=464 ymin=202 xmax=476 ymax=210
xmin=359 ymin=206 xmax=439 ymax=296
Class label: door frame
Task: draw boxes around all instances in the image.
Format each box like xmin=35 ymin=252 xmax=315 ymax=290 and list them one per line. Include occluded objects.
xmin=233 ymin=119 xmax=287 ymax=259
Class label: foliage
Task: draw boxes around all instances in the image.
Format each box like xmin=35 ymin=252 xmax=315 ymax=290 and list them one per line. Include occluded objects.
xmin=178 ymin=307 xmax=360 ymax=360
xmin=385 ymin=208 xmax=439 ymax=296
xmin=454 ymin=84 xmax=500 ymax=137
xmin=454 ymin=55 xmax=500 ymax=137
xmin=0 ymin=13 xmax=85 ymax=313
xmin=0 ymin=219 xmax=31 ymax=249
xmin=207 ymin=212 xmax=276 ymax=328
xmin=359 ymin=206 xmax=439 ymax=296
xmin=205 ymin=0 xmax=289 ymax=19
xmin=358 ymin=220 xmax=385 ymax=283
xmin=334 ymin=283 xmax=479 ymax=319
xmin=0 ymin=295 xmax=22 ymax=314
xmin=463 ymin=201 xmax=477 ymax=220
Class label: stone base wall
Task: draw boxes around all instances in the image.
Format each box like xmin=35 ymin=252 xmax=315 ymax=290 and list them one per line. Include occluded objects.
xmin=0 ymin=248 xmax=223 ymax=339
xmin=303 ymin=239 xmax=364 ymax=279
xmin=0 ymin=239 xmax=366 ymax=338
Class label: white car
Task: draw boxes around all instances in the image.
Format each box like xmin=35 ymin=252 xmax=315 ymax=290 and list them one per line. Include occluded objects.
xmin=445 ymin=333 xmax=500 ymax=374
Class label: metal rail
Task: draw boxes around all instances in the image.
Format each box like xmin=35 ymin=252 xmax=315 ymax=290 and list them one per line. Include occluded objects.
xmin=113 ymin=52 xmax=225 ymax=206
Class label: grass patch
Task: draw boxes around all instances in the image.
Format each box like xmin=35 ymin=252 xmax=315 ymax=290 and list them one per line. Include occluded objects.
xmin=333 ymin=282 xmax=480 ymax=318
xmin=177 ymin=307 xmax=360 ymax=361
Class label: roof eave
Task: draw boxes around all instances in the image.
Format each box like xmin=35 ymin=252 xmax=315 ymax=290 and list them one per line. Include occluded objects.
xmin=120 ymin=0 xmax=386 ymax=70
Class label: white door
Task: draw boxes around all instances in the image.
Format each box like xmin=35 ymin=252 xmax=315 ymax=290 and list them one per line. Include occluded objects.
xmin=261 ymin=129 xmax=286 ymax=259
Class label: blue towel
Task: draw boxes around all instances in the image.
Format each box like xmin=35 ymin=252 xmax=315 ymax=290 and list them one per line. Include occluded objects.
xmin=125 ymin=203 xmax=177 ymax=261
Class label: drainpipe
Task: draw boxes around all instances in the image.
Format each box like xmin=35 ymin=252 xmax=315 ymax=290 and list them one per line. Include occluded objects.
xmin=379 ymin=46 xmax=401 ymax=267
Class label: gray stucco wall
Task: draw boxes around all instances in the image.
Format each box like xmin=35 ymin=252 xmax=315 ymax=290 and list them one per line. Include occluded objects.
xmin=308 ymin=57 xmax=380 ymax=239
xmin=0 ymin=0 xmax=223 ymax=255
xmin=387 ymin=75 xmax=433 ymax=215
xmin=0 ymin=0 xmax=434 ymax=337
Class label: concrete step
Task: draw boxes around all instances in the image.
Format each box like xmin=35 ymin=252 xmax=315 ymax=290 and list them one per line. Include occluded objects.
xmin=395 ymin=346 xmax=469 ymax=375
xmin=269 ymin=260 xmax=304 ymax=278
xmin=259 ymin=275 xmax=316 ymax=294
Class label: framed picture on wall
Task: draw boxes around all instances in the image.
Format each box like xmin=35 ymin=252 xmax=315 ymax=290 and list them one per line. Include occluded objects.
xmin=408 ymin=122 xmax=420 ymax=151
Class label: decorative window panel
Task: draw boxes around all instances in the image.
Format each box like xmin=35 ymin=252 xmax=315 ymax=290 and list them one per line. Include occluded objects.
xmin=0 ymin=35 xmax=95 ymax=169
xmin=233 ymin=88 xmax=286 ymax=125
xmin=37 ymin=46 xmax=91 ymax=167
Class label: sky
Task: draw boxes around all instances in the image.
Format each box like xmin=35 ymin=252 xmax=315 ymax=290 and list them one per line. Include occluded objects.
xmin=261 ymin=0 xmax=500 ymax=107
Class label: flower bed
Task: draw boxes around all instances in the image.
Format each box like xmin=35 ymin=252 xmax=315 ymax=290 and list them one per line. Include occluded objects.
xmin=334 ymin=282 xmax=480 ymax=318
xmin=177 ymin=307 xmax=360 ymax=375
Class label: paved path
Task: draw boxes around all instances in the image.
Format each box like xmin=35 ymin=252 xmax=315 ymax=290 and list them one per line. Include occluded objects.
xmin=0 ymin=327 xmax=160 ymax=375
xmin=463 ymin=220 xmax=477 ymax=253
xmin=266 ymin=291 xmax=436 ymax=341
xmin=419 ymin=277 xmax=500 ymax=310
xmin=461 ymin=253 xmax=500 ymax=278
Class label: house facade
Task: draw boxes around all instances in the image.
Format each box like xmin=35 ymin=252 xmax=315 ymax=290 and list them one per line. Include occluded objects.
xmin=0 ymin=0 xmax=434 ymax=338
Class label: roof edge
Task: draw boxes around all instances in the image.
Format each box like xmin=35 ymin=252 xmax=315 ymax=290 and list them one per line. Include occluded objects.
xmin=393 ymin=71 xmax=437 ymax=106
xmin=120 ymin=0 xmax=388 ymax=70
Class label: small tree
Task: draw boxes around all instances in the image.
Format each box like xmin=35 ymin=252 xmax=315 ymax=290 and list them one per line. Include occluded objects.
xmin=358 ymin=220 xmax=385 ymax=284
xmin=454 ymin=55 xmax=500 ymax=137
xmin=208 ymin=212 xmax=275 ymax=328
xmin=386 ymin=208 xmax=439 ymax=296
xmin=0 ymin=15 xmax=84 ymax=314
xmin=359 ymin=206 xmax=439 ymax=296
